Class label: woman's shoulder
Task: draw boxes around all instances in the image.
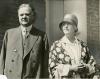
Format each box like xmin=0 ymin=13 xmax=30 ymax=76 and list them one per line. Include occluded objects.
xmin=77 ymin=38 xmax=87 ymax=47
xmin=51 ymin=40 xmax=62 ymax=47
xmin=50 ymin=39 xmax=63 ymax=50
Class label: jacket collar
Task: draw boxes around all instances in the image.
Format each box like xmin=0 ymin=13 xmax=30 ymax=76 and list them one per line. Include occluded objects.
xmin=16 ymin=26 xmax=38 ymax=59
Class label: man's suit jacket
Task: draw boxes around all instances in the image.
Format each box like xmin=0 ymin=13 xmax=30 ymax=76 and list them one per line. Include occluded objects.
xmin=0 ymin=26 xmax=49 ymax=79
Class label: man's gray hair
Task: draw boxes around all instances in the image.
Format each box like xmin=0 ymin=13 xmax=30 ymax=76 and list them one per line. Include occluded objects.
xmin=18 ymin=4 xmax=35 ymax=14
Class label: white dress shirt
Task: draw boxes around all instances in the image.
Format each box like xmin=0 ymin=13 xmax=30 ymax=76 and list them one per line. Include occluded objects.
xmin=21 ymin=25 xmax=32 ymax=39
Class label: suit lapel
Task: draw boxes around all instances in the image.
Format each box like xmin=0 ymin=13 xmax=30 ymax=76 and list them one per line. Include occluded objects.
xmin=23 ymin=27 xmax=38 ymax=59
xmin=13 ymin=27 xmax=23 ymax=58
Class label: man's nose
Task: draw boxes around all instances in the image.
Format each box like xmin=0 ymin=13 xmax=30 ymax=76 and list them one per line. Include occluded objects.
xmin=22 ymin=14 xmax=27 ymax=18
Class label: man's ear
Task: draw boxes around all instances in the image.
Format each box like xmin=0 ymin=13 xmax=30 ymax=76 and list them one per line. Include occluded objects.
xmin=32 ymin=11 xmax=36 ymax=23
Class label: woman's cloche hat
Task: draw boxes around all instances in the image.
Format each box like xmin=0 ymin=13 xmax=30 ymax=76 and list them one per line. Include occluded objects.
xmin=59 ymin=14 xmax=78 ymax=32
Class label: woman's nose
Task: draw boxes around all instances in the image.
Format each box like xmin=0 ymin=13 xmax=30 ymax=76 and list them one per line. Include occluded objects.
xmin=65 ymin=25 xmax=68 ymax=28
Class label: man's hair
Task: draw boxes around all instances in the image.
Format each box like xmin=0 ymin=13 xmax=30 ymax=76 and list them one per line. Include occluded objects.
xmin=18 ymin=3 xmax=35 ymax=15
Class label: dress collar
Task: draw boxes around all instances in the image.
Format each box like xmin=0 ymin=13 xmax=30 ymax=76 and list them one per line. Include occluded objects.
xmin=60 ymin=35 xmax=79 ymax=45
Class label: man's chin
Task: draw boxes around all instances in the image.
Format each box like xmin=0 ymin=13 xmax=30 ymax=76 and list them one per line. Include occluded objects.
xmin=21 ymin=24 xmax=30 ymax=27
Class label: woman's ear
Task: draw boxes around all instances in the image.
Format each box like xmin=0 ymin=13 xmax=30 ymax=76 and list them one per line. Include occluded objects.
xmin=75 ymin=28 xmax=78 ymax=32
xmin=74 ymin=25 xmax=78 ymax=33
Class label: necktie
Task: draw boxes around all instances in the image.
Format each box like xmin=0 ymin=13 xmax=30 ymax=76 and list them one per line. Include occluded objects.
xmin=23 ymin=29 xmax=29 ymax=39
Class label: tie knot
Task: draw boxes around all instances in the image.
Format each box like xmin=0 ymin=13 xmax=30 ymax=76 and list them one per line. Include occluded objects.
xmin=23 ymin=29 xmax=29 ymax=39
xmin=24 ymin=29 xmax=28 ymax=33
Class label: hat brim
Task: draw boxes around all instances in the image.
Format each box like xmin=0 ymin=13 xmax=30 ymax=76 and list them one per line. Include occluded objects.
xmin=59 ymin=20 xmax=74 ymax=30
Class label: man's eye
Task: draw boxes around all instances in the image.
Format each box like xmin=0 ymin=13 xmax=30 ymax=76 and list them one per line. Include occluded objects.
xmin=26 ymin=14 xmax=30 ymax=16
xmin=20 ymin=14 xmax=24 ymax=16
xmin=20 ymin=14 xmax=30 ymax=16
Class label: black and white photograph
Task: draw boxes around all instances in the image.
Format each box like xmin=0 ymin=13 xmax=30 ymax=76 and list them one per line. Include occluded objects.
xmin=0 ymin=0 xmax=100 ymax=79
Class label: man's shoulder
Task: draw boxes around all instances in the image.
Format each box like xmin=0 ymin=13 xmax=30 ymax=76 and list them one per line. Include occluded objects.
xmin=6 ymin=26 xmax=46 ymax=36
xmin=31 ymin=27 xmax=45 ymax=36
xmin=6 ymin=27 xmax=19 ymax=33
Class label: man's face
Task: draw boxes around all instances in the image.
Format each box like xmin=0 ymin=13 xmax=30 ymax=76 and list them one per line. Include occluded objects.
xmin=18 ymin=7 xmax=33 ymax=27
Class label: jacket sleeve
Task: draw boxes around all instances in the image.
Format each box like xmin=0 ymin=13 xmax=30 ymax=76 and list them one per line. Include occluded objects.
xmin=41 ymin=33 xmax=49 ymax=78
xmin=0 ymin=31 xmax=8 ymax=74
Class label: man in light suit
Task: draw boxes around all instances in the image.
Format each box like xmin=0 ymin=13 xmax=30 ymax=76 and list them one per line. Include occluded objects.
xmin=0 ymin=4 xmax=49 ymax=79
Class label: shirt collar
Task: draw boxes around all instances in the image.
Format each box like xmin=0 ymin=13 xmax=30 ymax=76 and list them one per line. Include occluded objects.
xmin=21 ymin=25 xmax=32 ymax=33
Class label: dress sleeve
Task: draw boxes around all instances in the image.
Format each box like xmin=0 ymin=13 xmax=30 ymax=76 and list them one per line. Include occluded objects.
xmin=86 ymin=46 xmax=96 ymax=76
xmin=82 ymin=43 xmax=96 ymax=77
xmin=49 ymin=42 xmax=58 ymax=78
xmin=49 ymin=41 xmax=73 ymax=78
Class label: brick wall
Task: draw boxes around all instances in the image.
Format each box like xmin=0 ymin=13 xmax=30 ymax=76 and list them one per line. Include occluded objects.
xmin=87 ymin=0 xmax=100 ymax=63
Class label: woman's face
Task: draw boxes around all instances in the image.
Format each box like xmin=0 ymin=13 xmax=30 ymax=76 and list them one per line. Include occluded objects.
xmin=62 ymin=22 xmax=77 ymax=36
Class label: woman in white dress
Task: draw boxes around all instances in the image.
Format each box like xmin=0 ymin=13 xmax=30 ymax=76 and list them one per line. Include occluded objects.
xmin=49 ymin=14 xmax=96 ymax=79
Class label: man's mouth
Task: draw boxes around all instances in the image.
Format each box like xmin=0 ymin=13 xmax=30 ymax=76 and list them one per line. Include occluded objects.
xmin=21 ymin=19 xmax=27 ymax=22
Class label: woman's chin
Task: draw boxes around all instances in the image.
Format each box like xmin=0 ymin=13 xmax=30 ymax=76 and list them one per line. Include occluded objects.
xmin=64 ymin=32 xmax=69 ymax=35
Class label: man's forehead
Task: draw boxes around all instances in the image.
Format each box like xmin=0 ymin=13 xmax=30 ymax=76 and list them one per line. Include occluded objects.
xmin=18 ymin=6 xmax=32 ymax=12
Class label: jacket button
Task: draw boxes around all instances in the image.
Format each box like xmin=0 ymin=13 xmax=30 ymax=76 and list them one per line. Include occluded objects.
xmin=12 ymin=60 xmax=14 ymax=62
xmin=9 ymin=70 xmax=12 ymax=72
xmin=12 ymin=49 xmax=17 ymax=52
xmin=24 ymin=44 xmax=26 ymax=47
